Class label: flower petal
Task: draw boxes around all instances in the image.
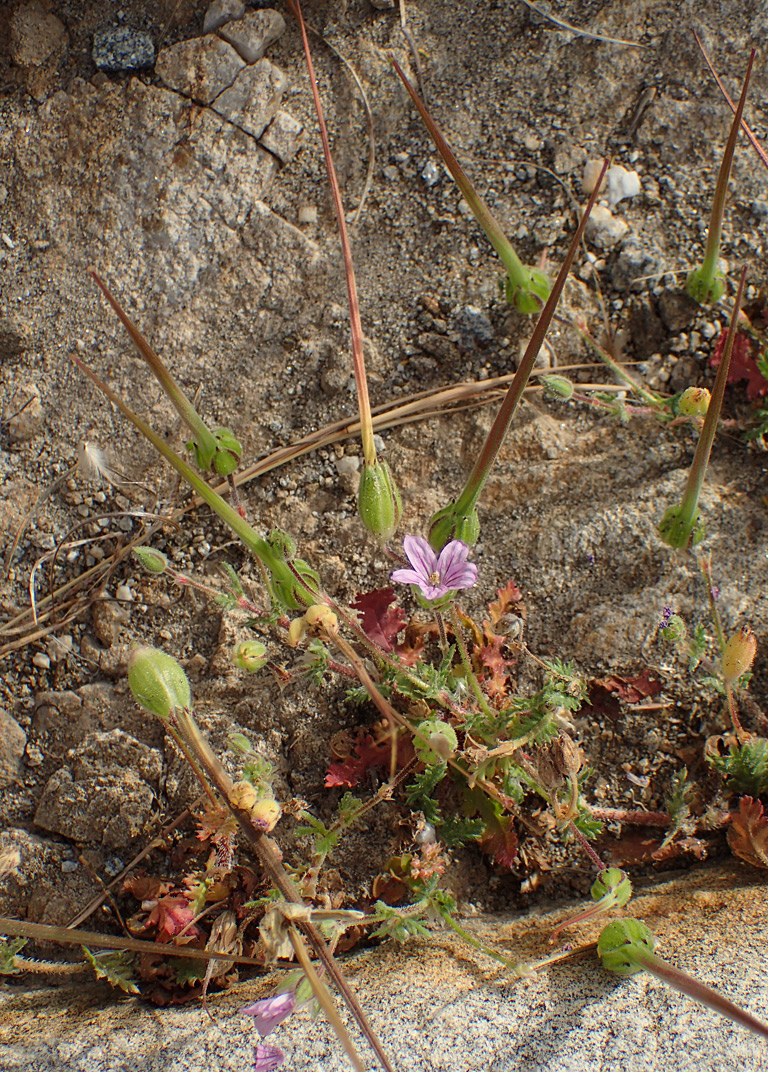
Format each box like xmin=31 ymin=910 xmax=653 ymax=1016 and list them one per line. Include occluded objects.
xmin=438 ymin=541 xmax=477 ymax=591
xmin=402 ymin=535 xmax=437 ymax=580
xmin=242 ymin=991 xmax=296 ymax=1036
xmin=391 ymin=568 xmax=428 ymax=588
xmin=253 ymin=1042 xmax=285 ymax=1072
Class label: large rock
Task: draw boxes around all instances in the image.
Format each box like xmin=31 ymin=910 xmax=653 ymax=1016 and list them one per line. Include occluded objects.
xmin=33 ymin=729 xmax=162 ymax=850
xmin=155 ymin=35 xmax=245 ymax=104
xmin=211 ymin=59 xmax=289 ymax=140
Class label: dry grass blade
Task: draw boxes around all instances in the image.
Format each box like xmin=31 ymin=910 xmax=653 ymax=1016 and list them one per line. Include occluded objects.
xmin=693 ymin=30 xmax=768 ymax=172
xmin=304 ymin=24 xmax=376 ymax=225
xmin=517 ymin=0 xmax=645 ymax=48
xmin=0 ymin=917 xmax=266 ymax=968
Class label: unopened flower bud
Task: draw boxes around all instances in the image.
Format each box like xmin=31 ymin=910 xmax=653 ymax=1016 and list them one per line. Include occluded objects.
xmin=133 ymin=546 xmax=169 ymax=574
xmin=591 ymin=868 xmax=632 ymax=907
xmin=678 ymin=387 xmax=711 ymax=416
xmin=304 ymin=604 xmax=337 ymax=633
xmin=542 ymin=374 xmax=575 ymax=401
xmin=287 ymin=616 xmax=306 ymax=647
xmin=228 ymin=732 xmax=253 ymax=754
xmin=231 ymin=782 xmax=281 ymax=832
xmin=551 ymin=734 xmax=583 ymax=779
xmin=232 ymin=640 xmax=269 ymax=673
xmin=414 ymin=719 xmax=458 ymax=764
xmin=723 ymin=627 xmax=757 ymax=684
xmin=597 ymin=918 xmax=656 ymax=976
xmin=358 ymin=460 xmax=402 ymax=542
xmin=128 ymin=646 xmax=191 ymax=721
xmin=428 ymin=503 xmax=480 ymax=552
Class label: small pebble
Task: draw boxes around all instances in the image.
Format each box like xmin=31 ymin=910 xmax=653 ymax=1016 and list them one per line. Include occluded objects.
xmin=298 ymin=204 xmax=317 ymax=225
xmin=61 ymin=860 xmax=79 ymax=874
xmin=203 ymin=0 xmax=246 ymax=34
xmin=92 ymin=28 xmax=155 ymax=71
xmin=421 ymin=160 xmax=440 ymax=187
xmin=32 ymin=652 xmax=51 ymax=670
xmin=335 ymin=455 xmax=360 ymax=476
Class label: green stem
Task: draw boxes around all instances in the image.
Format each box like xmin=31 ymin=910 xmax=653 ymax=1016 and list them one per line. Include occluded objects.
xmin=434 ymin=902 xmax=531 ymax=976
xmin=688 ymin=52 xmax=754 ymax=302
xmin=292 ymin=0 xmax=376 ymax=465
xmin=450 ymin=159 xmax=610 ymax=519
xmin=89 ymin=270 xmax=220 ymax=468
xmin=677 ymin=269 xmax=747 ymax=532
xmin=393 ymin=60 xmax=547 ymax=310
xmin=72 ymin=357 xmax=316 ymax=605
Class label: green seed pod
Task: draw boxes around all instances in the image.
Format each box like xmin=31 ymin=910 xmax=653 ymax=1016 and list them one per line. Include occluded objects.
xmin=358 ymin=459 xmax=402 ymax=542
xmin=658 ymin=505 xmax=705 ymax=549
xmin=723 ymin=627 xmax=757 ymax=684
xmin=677 ymin=387 xmax=711 ymax=416
xmin=591 ymin=868 xmax=632 ymax=908
xmin=128 ymin=646 xmax=191 ymax=721
xmin=232 ymin=640 xmax=269 ymax=673
xmin=211 ymin=427 xmax=243 ymax=477
xmin=133 ymin=546 xmax=169 ymax=574
xmin=414 ymin=719 xmax=458 ymax=764
xmin=428 ymin=503 xmax=480 ymax=552
xmin=597 ymin=918 xmax=656 ymax=976
xmin=542 ymin=374 xmax=575 ymax=401
xmin=506 ymin=266 xmax=551 ymax=315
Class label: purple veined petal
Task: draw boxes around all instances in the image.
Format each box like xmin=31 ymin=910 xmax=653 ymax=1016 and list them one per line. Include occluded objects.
xmin=438 ymin=541 xmax=478 ymax=591
xmin=253 ymin=1042 xmax=285 ymax=1072
xmin=402 ymin=534 xmax=437 ymax=580
xmin=242 ymin=991 xmax=296 ymax=1036
xmin=390 ymin=567 xmax=428 ymax=588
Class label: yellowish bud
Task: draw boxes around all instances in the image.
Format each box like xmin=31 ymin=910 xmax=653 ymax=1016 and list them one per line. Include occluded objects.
xmin=723 ymin=627 xmax=757 ymax=684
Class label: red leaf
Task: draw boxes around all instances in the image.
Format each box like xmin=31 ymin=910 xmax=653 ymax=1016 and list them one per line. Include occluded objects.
xmin=728 ymin=796 xmax=768 ymax=869
xmin=487 ymin=579 xmax=524 ymax=628
xmin=710 ymin=329 xmax=768 ymax=401
xmin=592 ymin=672 xmax=662 ymax=704
xmin=145 ymin=896 xmax=200 ymax=943
xmin=352 ymin=588 xmax=406 ymax=652
xmin=325 ymin=729 xmax=414 ymax=787
xmin=479 ymin=815 xmax=518 ymax=870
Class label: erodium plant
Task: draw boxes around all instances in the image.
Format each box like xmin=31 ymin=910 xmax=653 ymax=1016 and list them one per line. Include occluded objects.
xmin=5 ymin=20 xmax=766 ymax=1072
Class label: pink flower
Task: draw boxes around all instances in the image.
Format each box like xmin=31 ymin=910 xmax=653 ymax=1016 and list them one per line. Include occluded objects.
xmin=391 ymin=536 xmax=477 ymax=601
xmin=253 ymin=1042 xmax=284 ymax=1072
xmin=242 ymin=990 xmax=296 ymax=1036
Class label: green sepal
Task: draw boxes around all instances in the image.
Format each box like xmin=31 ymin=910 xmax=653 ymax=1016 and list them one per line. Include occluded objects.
xmin=590 ymin=868 xmax=632 ymax=908
xmin=358 ymin=459 xmax=402 ymax=542
xmin=428 ymin=502 xmax=480 ymax=552
xmin=127 ymin=646 xmax=191 ymax=721
xmin=597 ymin=918 xmax=656 ymax=976
xmin=658 ymin=505 xmax=705 ymax=549
xmin=211 ymin=427 xmax=242 ymax=476
xmin=133 ymin=546 xmax=169 ymax=574
xmin=686 ymin=267 xmax=726 ymax=305
xmin=505 ymin=266 xmax=551 ymax=315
